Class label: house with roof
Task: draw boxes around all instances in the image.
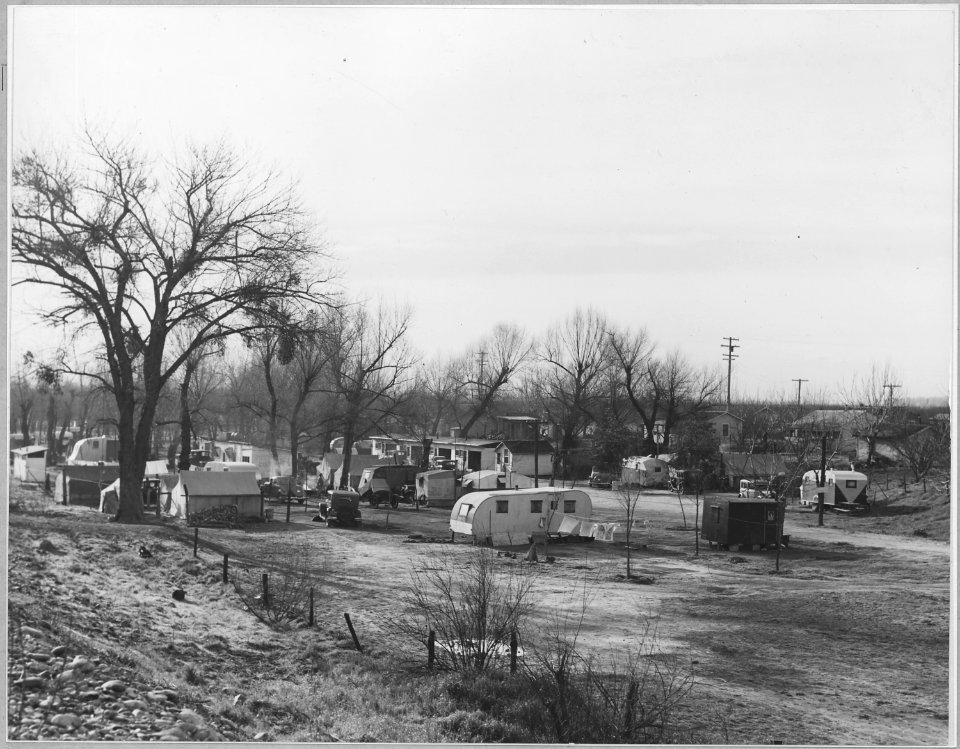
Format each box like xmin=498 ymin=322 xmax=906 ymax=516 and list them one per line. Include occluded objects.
xmin=702 ymin=410 xmax=744 ymax=450
xmin=789 ymin=409 xmax=870 ymax=458
xmin=720 ymin=452 xmax=790 ymax=491
xmin=495 ymin=439 xmax=555 ymax=479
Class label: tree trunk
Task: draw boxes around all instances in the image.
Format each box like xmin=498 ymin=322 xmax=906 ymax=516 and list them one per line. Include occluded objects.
xmin=289 ymin=418 xmax=300 ymax=480
xmin=45 ymin=393 xmax=57 ymax=460
xmin=177 ymin=376 xmax=193 ymax=471
xmin=114 ymin=400 xmax=146 ymax=523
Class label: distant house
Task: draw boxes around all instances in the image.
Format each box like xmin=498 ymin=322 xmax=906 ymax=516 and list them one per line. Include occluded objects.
xmin=429 ymin=438 xmax=503 ymax=473
xmin=789 ymin=409 xmax=870 ymax=457
xmin=496 ymin=440 xmax=554 ymax=478
xmin=720 ymin=452 xmax=789 ymax=491
xmin=199 ymin=439 xmax=291 ymax=477
xmin=702 ymin=411 xmax=744 ymax=450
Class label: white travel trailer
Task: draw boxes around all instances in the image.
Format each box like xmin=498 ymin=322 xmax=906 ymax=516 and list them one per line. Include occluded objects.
xmin=203 ymin=461 xmax=262 ymax=482
xmin=799 ymin=470 xmax=869 ymax=508
xmin=66 ymin=436 xmax=119 ymax=465
xmin=450 ymin=487 xmax=593 ymax=546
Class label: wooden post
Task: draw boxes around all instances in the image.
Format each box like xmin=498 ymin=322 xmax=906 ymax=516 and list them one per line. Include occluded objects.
xmin=344 ymin=613 xmax=363 ymax=652
xmin=510 ymin=630 xmax=518 ymax=673
xmin=222 ymin=554 xmax=229 ymax=583
xmin=193 ymin=527 xmax=199 ymax=557
xmin=428 ymin=630 xmax=436 ymax=669
xmin=262 ymin=574 xmax=269 ymax=609
xmin=818 ymin=436 xmax=826 ymax=526
xmin=286 ymin=487 xmax=292 ymax=523
xmin=309 ymin=588 xmax=315 ymax=626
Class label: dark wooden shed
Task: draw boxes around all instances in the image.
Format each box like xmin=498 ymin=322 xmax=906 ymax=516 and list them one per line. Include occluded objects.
xmin=700 ymin=498 xmax=785 ymax=551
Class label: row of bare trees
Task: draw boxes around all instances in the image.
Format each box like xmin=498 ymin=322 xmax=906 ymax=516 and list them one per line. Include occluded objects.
xmin=12 ymin=133 xmax=947 ymax=524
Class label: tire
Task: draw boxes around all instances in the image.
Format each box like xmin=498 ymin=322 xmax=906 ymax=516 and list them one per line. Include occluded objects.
xmin=390 ymin=497 xmax=399 ymax=509
xmin=417 ymin=494 xmax=428 ymax=507
xmin=371 ymin=491 xmax=389 ymax=508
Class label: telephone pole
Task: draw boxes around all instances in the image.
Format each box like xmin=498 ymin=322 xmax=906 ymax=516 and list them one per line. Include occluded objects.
xmin=792 ymin=378 xmax=808 ymax=419
xmin=721 ymin=337 xmax=739 ymax=408
xmin=883 ymin=382 xmax=901 ymax=406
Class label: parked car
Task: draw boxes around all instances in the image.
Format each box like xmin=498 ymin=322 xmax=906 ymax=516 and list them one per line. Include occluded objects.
xmin=357 ymin=464 xmax=423 ymax=508
xmin=260 ymin=475 xmax=306 ymax=503
xmin=738 ymin=479 xmax=771 ymax=498
xmin=316 ymin=489 xmax=362 ymax=527
xmin=587 ymin=470 xmax=615 ymax=489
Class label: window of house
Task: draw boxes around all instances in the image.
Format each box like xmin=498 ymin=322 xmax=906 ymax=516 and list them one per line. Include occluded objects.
xmin=722 ymin=424 xmax=730 ymax=437
xmin=845 ymin=479 xmax=859 ymax=488
xmin=530 ymin=499 xmax=543 ymax=513
xmin=242 ymin=457 xmax=250 ymax=463
xmin=564 ymin=500 xmax=576 ymax=513
xmin=496 ymin=500 xmax=509 ymax=514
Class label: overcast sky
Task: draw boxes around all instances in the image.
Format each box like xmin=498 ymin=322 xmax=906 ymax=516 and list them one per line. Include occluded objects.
xmin=8 ymin=5 xmax=957 ymax=401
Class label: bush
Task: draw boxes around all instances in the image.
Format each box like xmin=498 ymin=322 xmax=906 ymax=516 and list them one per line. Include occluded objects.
xmin=396 ymin=548 xmax=537 ymax=672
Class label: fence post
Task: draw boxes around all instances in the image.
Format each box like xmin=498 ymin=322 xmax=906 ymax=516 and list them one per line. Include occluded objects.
xmin=510 ymin=630 xmax=518 ymax=673
xmin=262 ymin=574 xmax=269 ymax=609
xmin=309 ymin=588 xmax=315 ymax=626
xmin=286 ymin=488 xmax=292 ymax=523
xmin=344 ymin=613 xmax=363 ymax=652
xmin=222 ymin=554 xmax=229 ymax=584
xmin=428 ymin=630 xmax=436 ymax=669
xmin=193 ymin=527 xmax=199 ymax=557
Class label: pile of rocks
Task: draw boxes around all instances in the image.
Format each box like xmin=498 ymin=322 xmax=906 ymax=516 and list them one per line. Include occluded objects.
xmin=8 ymin=626 xmax=246 ymax=742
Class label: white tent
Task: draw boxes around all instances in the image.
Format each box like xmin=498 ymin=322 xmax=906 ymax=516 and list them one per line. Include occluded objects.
xmin=168 ymin=471 xmax=263 ymax=520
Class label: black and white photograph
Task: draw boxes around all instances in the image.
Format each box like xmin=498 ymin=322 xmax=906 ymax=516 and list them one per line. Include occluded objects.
xmin=6 ymin=4 xmax=956 ymax=745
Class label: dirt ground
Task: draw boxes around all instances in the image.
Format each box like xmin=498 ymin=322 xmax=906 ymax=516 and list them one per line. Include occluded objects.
xmin=7 ymin=479 xmax=953 ymax=744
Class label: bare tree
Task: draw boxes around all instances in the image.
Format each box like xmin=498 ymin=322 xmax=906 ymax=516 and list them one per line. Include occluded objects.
xmin=895 ymin=419 xmax=950 ymax=485
xmin=12 ymin=134 xmax=333 ymax=522
xmin=10 ymin=355 xmax=37 ymax=443
xmin=535 ymin=309 xmax=611 ymax=483
xmin=457 ymin=323 xmax=532 ymax=438
xmin=323 ymin=302 xmax=416 ymax=489
xmin=615 ymin=482 xmax=645 ymax=578
xmin=839 ymin=364 xmax=905 ymax=467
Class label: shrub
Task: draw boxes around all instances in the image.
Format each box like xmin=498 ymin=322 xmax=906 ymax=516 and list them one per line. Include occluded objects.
xmin=396 ymin=548 xmax=537 ymax=672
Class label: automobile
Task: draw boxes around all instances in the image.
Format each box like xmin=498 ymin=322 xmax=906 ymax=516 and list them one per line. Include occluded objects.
xmin=738 ymin=479 xmax=771 ymax=498
xmin=587 ymin=470 xmax=615 ymax=489
xmin=260 ymin=475 xmax=306 ymax=503
xmin=316 ymin=489 xmax=362 ymax=527
xmin=357 ymin=464 xmax=423 ymax=508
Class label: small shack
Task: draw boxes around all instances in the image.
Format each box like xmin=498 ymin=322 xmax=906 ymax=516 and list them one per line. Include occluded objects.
xmin=167 ymin=472 xmax=263 ymax=522
xmin=450 ymin=488 xmax=593 ymax=546
xmin=620 ymin=456 xmax=670 ymax=488
xmin=799 ymin=469 xmax=869 ymax=508
xmin=12 ymin=446 xmax=47 ymax=483
xmin=415 ymin=469 xmax=460 ymax=508
xmin=701 ymin=498 xmax=784 ymax=551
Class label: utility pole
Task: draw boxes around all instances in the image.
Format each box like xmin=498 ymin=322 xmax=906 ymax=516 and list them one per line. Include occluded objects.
xmin=792 ymin=378 xmax=808 ymax=419
xmin=883 ymin=383 xmax=901 ymax=406
xmin=721 ymin=337 xmax=740 ymax=408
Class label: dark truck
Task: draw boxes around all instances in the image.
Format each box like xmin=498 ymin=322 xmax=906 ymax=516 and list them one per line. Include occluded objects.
xmin=356 ymin=464 xmax=424 ymax=508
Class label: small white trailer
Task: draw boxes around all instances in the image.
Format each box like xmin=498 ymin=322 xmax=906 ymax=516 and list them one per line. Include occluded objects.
xmin=450 ymin=487 xmax=593 ymax=546
xmin=799 ymin=470 xmax=869 ymax=511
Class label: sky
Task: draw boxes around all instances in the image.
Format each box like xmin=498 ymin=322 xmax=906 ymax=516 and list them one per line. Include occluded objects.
xmin=7 ymin=4 xmax=957 ymax=402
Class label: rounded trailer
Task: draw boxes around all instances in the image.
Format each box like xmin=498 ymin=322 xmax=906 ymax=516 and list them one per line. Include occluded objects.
xmin=799 ymin=469 xmax=869 ymax=513
xmin=450 ymin=487 xmax=593 ymax=547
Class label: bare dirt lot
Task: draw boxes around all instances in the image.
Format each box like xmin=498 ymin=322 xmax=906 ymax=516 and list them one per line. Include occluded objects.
xmin=6 ymin=477 xmax=952 ymax=744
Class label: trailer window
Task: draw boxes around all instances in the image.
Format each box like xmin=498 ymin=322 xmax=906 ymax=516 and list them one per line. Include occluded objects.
xmin=530 ymin=499 xmax=543 ymax=513
xmin=458 ymin=504 xmax=472 ymax=519
xmin=845 ymin=479 xmax=859 ymax=488
xmin=654 ymin=466 xmax=662 ymax=472
xmin=550 ymin=498 xmax=558 ymax=510
xmin=564 ymin=499 xmax=576 ymax=513
xmin=496 ymin=500 xmax=509 ymax=514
